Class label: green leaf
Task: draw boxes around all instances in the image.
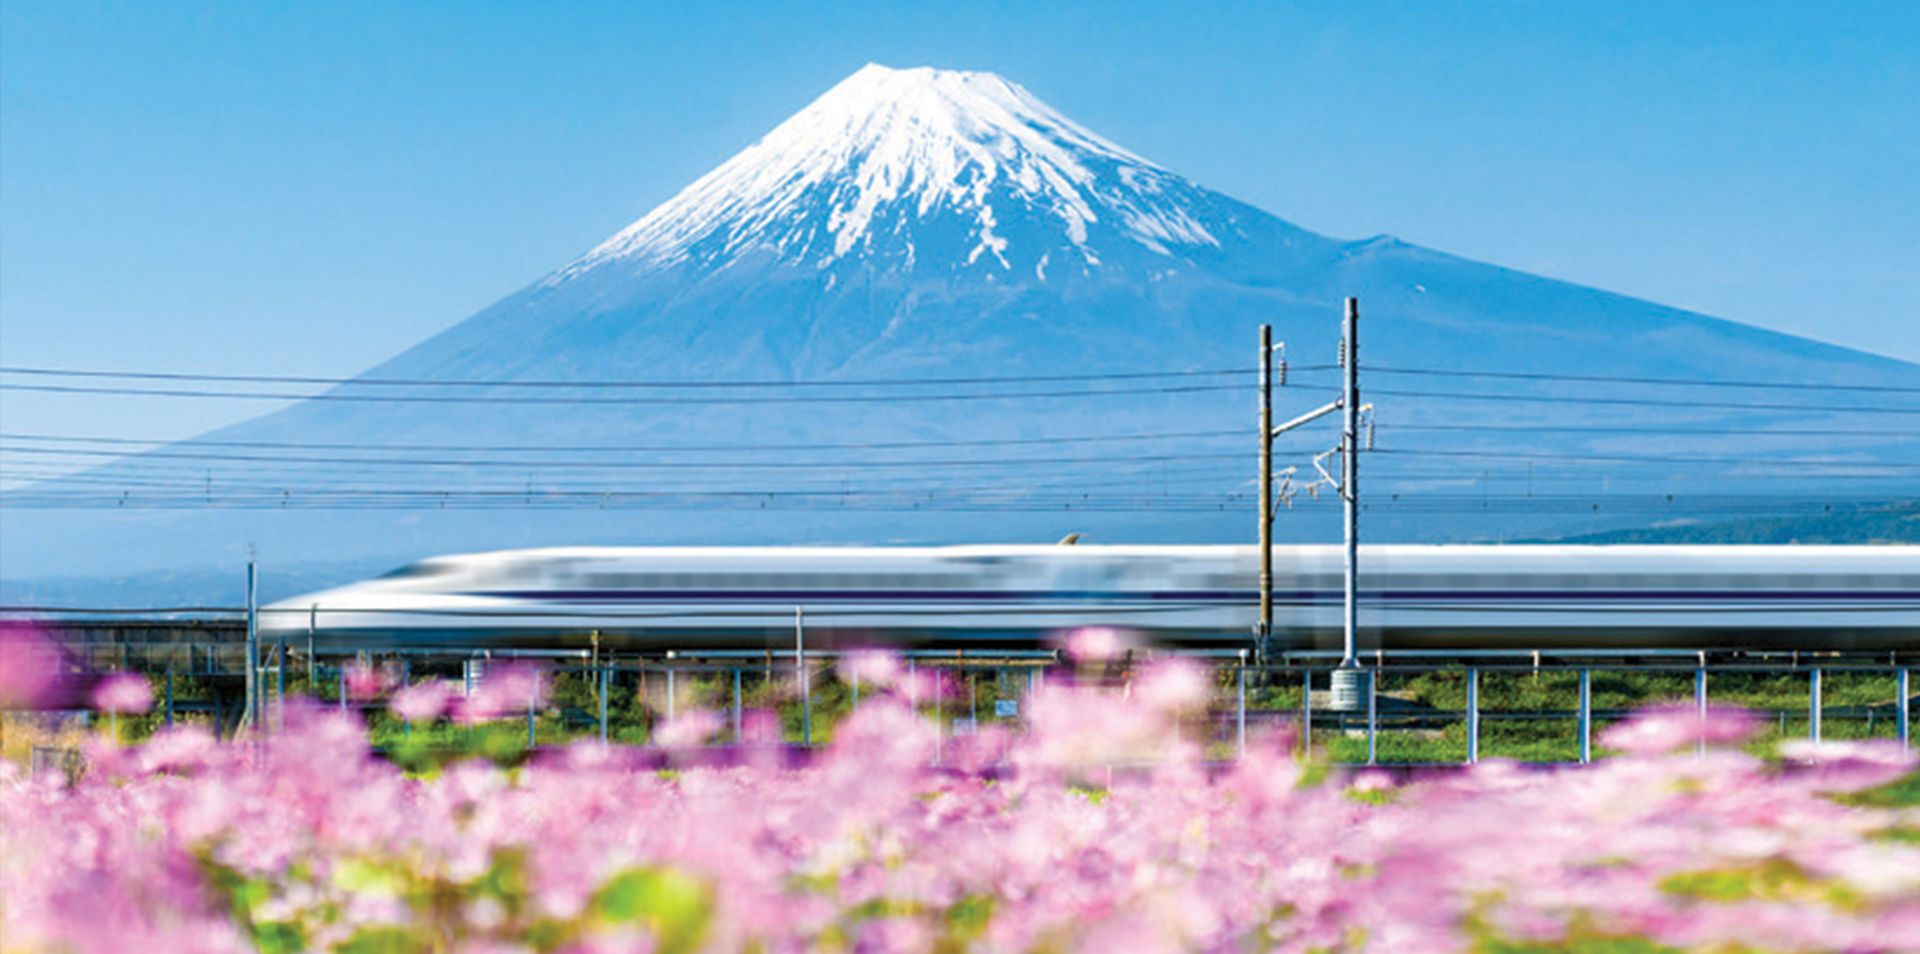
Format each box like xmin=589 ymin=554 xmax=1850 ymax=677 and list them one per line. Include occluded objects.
xmin=251 ymin=920 xmax=306 ymax=954
xmin=946 ymin=894 xmax=994 ymax=938
xmin=336 ymin=925 xmax=418 ymax=954
xmin=591 ymin=867 xmax=713 ymax=954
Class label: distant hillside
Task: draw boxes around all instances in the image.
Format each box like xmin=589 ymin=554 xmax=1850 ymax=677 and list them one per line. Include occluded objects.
xmin=1539 ymin=502 xmax=1920 ymax=545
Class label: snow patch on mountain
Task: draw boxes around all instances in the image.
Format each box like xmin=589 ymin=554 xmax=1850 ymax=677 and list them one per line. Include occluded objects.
xmin=548 ymin=64 xmax=1224 ymax=282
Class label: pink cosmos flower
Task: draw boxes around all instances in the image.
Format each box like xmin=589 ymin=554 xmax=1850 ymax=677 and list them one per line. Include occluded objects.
xmin=1132 ymin=658 xmax=1210 ymax=713
xmin=654 ymin=710 xmax=724 ymax=748
xmin=456 ymin=662 xmax=548 ymax=723
xmin=1059 ymin=627 xmax=1130 ymax=663
xmin=388 ymin=679 xmax=456 ymax=722
xmin=1778 ymin=738 xmax=1918 ymax=793
xmin=90 ymin=673 xmax=153 ymax=714
xmin=1598 ymin=704 xmax=1759 ymax=755
xmin=0 ymin=622 xmax=61 ymax=708
xmin=341 ymin=662 xmax=397 ymax=700
xmin=840 ymin=649 xmax=902 ymax=688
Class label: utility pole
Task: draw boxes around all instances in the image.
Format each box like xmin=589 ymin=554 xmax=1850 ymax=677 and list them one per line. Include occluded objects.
xmin=1257 ymin=322 xmax=1342 ymax=663
xmin=1341 ymin=297 xmax=1360 ymax=669
xmin=1258 ymin=324 xmax=1273 ymax=661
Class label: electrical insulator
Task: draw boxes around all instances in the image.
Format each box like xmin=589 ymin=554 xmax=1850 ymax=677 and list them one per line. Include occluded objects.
xmin=1366 ymin=418 xmax=1377 ymax=451
xmin=1277 ymin=358 xmax=1287 ymax=387
xmin=1337 ymin=339 xmax=1346 ymax=367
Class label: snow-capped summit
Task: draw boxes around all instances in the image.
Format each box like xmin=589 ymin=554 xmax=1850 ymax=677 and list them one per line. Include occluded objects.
xmin=553 ymin=64 xmax=1296 ymax=283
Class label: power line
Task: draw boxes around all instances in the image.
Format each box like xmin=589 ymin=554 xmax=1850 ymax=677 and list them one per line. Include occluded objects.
xmin=1385 ymin=423 xmax=1920 ymax=438
xmin=12 ymin=360 xmax=1919 ymax=393
xmin=0 ymin=381 xmax=1243 ymax=404
xmin=1361 ymin=364 xmax=1920 ymax=394
xmin=1367 ymin=387 xmax=1920 ymax=414
xmin=0 ymin=444 xmax=1254 ymax=470
xmin=0 ymin=364 xmax=1261 ymax=388
xmin=0 ymin=428 xmax=1244 ymax=454
xmin=8 ymin=442 xmax=1911 ymax=474
xmin=1374 ymin=448 xmax=1920 ymax=470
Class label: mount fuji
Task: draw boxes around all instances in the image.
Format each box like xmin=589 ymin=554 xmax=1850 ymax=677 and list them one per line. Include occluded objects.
xmin=6 ymin=64 xmax=1917 ymax=605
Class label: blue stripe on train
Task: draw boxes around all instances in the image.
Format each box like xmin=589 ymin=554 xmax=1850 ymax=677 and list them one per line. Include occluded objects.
xmin=467 ymin=589 xmax=1920 ymax=604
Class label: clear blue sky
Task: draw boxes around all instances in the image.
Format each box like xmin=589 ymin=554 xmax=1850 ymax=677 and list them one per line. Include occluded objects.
xmin=3 ymin=0 xmax=1916 ymax=445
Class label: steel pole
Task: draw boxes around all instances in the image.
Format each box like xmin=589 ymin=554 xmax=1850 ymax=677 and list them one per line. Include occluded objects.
xmin=797 ymin=607 xmax=809 ymax=745
xmin=1578 ymin=669 xmax=1592 ymax=764
xmin=1301 ymin=668 xmax=1312 ymax=752
xmin=1366 ymin=669 xmax=1378 ymax=765
xmin=1236 ymin=655 xmax=1247 ymax=759
xmin=1341 ymin=298 xmax=1360 ymax=669
xmin=1467 ymin=668 xmax=1479 ymax=764
xmin=275 ymin=632 xmax=286 ymax=736
xmin=245 ymin=558 xmax=259 ymax=731
xmin=1259 ymin=324 xmax=1274 ymax=662
xmin=1811 ymin=667 xmax=1823 ymax=743
xmin=1898 ymin=667 xmax=1910 ymax=750
xmin=1695 ymin=666 xmax=1708 ymax=758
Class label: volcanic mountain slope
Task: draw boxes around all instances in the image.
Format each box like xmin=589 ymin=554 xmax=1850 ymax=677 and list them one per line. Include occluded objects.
xmin=6 ymin=64 xmax=1918 ymax=602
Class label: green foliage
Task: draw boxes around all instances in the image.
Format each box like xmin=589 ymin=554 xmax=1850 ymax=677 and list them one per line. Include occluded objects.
xmin=1474 ymin=935 xmax=1683 ymax=954
xmin=592 ymin=868 xmax=713 ymax=954
xmin=1842 ymin=768 xmax=1920 ymax=809
xmin=945 ymin=894 xmax=995 ymax=940
xmin=336 ymin=926 xmax=415 ymax=954
xmin=250 ymin=920 xmax=306 ymax=954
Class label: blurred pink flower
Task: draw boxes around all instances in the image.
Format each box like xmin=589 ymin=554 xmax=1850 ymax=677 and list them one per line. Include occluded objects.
xmin=1779 ymin=738 xmax=1918 ymax=793
xmin=1132 ymin=658 xmax=1209 ymax=713
xmin=136 ymin=725 xmax=222 ymax=775
xmin=5 ymin=683 xmax=1917 ymax=954
xmin=654 ymin=710 xmax=723 ymax=748
xmin=388 ymin=679 xmax=456 ymax=722
xmin=897 ymin=667 xmax=957 ymax=703
xmin=456 ymin=662 xmax=548 ymax=724
xmin=738 ymin=708 xmax=783 ymax=745
xmin=341 ymin=662 xmax=397 ymax=700
xmin=841 ymin=649 xmax=902 ymax=687
xmin=1059 ymin=627 xmax=1130 ymax=663
xmin=91 ymin=673 xmax=153 ymax=714
xmin=1599 ymin=704 xmax=1759 ymax=755
xmin=0 ymin=622 xmax=61 ymax=708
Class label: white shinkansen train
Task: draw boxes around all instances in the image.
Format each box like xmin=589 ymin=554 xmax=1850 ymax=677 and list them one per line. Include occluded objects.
xmin=259 ymin=544 xmax=1920 ymax=653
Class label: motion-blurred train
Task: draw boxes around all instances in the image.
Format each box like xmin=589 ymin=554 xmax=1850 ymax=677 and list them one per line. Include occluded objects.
xmin=259 ymin=544 xmax=1920 ymax=653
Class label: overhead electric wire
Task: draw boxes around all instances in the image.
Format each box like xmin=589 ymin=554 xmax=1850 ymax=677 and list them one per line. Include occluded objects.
xmin=0 ymin=428 xmax=1246 ymax=454
xmin=1360 ymin=364 xmax=1920 ymax=394
xmin=5 ymin=488 xmax=1904 ymax=515
xmin=0 ymin=364 xmax=1264 ymax=388
xmin=11 ymin=360 xmax=1920 ymax=393
xmin=8 ymin=443 xmax=1913 ymax=476
xmin=0 ymin=380 xmax=1244 ymax=404
xmin=1362 ymin=387 xmax=1920 ymax=414
xmin=1384 ymin=423 xmax=1920 ymax=438
xmin=1374 ymin=448 xmax=1920 ymax=470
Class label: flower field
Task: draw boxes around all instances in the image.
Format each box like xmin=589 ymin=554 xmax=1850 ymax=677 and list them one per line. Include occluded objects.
xmin=3 ymin=645 xmax=1920 ymax=953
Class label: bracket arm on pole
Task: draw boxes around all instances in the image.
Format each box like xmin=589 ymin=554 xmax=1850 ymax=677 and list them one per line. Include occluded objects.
xmin=1270 ymin=398 xmax=1343 ymax=439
